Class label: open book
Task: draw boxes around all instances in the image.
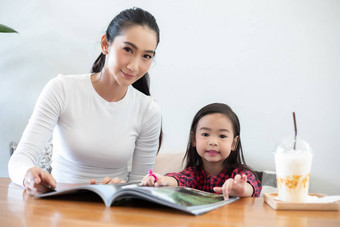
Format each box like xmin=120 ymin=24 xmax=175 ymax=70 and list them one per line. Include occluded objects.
xmin=35 ymin=183 xmax=239 ymax=215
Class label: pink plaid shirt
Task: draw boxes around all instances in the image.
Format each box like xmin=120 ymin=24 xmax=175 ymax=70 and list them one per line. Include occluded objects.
xmin=166 ymin=166 xmax=262 ymax=197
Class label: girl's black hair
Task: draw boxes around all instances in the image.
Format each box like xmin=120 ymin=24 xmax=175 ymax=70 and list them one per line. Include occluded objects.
xmin=91 ymin=7 xmax=160 ymax=96
xmin=91 ymin=7 xmax=162 ymax=151
xmin=183 ymin=103 xmax=255 ymax=175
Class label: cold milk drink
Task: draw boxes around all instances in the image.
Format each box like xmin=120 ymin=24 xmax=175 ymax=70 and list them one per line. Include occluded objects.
xmin=274 ymin=137 xmax=312 ymax=203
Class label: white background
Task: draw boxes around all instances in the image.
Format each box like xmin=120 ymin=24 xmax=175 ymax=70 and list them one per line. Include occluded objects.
xmin=1 ymin=0 xmax=339 ymax=194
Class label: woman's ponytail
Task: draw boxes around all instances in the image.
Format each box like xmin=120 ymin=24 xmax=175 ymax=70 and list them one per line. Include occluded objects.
xmin=132 ymin=73 xmax=150 ymax=96
xmin=91 ymin=53 xmax=106 ymax=73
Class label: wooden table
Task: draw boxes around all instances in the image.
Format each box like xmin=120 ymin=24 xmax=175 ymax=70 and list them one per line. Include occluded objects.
xmin=1 ymin=177 xmax=339 ymax=227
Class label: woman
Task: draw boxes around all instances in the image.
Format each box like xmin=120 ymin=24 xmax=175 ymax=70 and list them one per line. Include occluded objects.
xmin=8 ymin=7 xmax=162 ymax=195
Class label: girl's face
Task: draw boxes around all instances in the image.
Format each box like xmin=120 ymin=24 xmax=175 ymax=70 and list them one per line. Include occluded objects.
xmin=193 ymin=113 xmax=239 ymax=168
xmin=103 ymin=25 xmax=157 ymax=87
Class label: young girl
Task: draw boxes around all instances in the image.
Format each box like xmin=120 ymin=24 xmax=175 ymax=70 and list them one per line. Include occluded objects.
xmin=9 ymin=7 xmax=162 ymax=195
xmin=142 ymin=103 xmax=262 ymax=200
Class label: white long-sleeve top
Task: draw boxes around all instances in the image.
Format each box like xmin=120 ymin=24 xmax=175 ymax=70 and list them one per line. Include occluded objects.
xmin=8 ymin=74 xmax=161 ymax=186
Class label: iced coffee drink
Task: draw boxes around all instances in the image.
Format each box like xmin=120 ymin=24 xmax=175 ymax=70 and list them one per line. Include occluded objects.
xmin=274 ymin=137 xmax=313 ymax=203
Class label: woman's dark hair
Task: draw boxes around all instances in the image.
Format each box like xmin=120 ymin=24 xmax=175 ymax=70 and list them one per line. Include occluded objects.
xmin=91 ymin=7 xmax=160 ymax=96
xmin=183 ymin=103 xmax=255 ymax=175
xmin=91 ymin=7 xmax=162 ymax=152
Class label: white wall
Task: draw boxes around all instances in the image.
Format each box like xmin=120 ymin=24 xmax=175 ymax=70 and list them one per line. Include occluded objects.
xmin=1 ymin=0 xmax=339 ymax=194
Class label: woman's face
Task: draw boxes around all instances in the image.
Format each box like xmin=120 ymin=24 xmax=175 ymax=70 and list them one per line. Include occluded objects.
xmin=103 ymin=25 xmax=157 ymax=87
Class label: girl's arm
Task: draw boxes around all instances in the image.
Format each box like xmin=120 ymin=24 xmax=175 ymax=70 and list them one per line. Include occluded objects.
xmin=141 ymin=167 xmax=199 ymax=187
xmin=141 ymin=172 xmax=178 ymax=186
xmin=214 ymin=168 xmax=262 ymax=200
xmin=213 ymin=174 xmax=253 ymax=200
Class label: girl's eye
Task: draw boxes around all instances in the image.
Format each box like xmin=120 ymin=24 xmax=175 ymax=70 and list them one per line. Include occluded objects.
xmin=124 ymin=47 xmax=133 ymax=53
xmin=143 ymin=54 xmax=153 ymax=59
xmin=220 ymin=135 xmax=227 ymax=138
xmin=201 ymin=133 xmax=209 ymax=137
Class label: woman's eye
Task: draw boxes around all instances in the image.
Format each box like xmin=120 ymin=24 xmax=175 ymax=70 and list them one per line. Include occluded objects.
xmin=201 ymin=133 xmax=209 ymax=137
xmin=124 ymin=47 xmax=133 ymax=53
xmin=143 ymin=54 xmax=153 ymax=59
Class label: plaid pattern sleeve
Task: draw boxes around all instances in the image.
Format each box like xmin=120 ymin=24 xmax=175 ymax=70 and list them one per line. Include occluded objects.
xmin=231 ymin=168 xmax=262 ymax=197
xmin=165 ymin=167 xmax=199 ymax=188
xmin=165 ymin=166 xmax=262 ymax=197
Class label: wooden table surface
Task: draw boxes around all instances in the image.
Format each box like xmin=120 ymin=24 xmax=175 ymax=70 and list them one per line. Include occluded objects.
xmin=1 ymin=177 xmax=339 ymax=227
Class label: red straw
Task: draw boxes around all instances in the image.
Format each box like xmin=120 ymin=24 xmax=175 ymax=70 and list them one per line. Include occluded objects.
xmin=293 ymin=112 xmax=297 ymax=150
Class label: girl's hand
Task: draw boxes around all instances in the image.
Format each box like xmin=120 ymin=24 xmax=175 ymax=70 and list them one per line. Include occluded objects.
xmin=141 ymin=172 xmax=178 ymax=187
xmin=23 ymin=166 xmax=56 ymax=196
xmin=141 ymin=172 xmax=163 ymax=186
xmin=89 ymin=177 xmax=126 ymax=185
xmin=213 ymin=174 xmax=253 ymax=200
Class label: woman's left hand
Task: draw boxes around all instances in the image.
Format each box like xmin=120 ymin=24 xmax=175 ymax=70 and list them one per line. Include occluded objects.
xmin=89 ymin=176 xmax=126 ymax=184
xmin=213 ymin=174 xmax=253 ymax=200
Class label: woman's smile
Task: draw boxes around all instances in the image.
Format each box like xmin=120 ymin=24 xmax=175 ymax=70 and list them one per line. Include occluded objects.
xmin=121 ymin=70 xmax=135 ymax=79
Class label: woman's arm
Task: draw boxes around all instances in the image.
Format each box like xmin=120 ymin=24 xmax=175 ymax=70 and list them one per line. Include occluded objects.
xmin=128 ymin=100 xmax=162 ymax=183
xmin=8 ymin=76 xmax=65 ymax=187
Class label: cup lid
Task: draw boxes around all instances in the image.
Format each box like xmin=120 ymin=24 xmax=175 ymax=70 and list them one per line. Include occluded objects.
xmin=275 ymin=136 xmax=313 ymax=154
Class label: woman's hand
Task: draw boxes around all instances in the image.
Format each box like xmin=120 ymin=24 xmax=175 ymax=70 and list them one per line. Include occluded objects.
xmin=213 ymin=174 xmax=253 ymax=200
xmin=89 ymin=176 xmax=126 ymax=185
xmin=23 ymin=166 xmax=56 ymax=196
xmin=141 ymin=172 xmax=177 ymax=187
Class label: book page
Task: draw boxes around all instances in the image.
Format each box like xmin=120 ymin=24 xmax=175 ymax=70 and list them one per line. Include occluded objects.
xmin=141 ymin=187 xmax=225 ymax=207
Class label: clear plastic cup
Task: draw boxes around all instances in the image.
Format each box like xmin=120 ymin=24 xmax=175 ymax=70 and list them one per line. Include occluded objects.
xmin=274 ymin=136 xmax=313 ymax=202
